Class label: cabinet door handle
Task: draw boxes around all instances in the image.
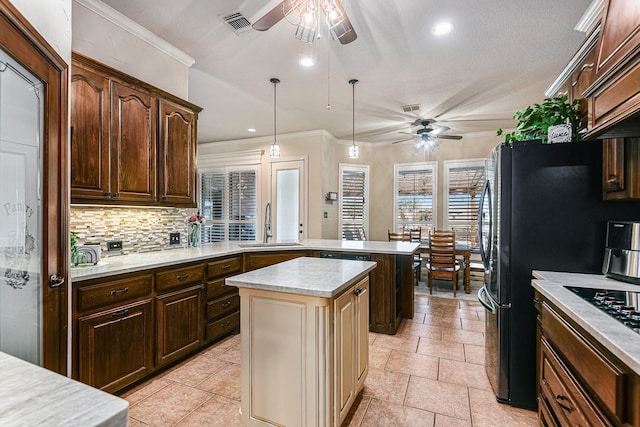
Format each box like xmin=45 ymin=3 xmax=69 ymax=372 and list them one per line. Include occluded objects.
xmin=111 ymin=287 xmax=129 ymax=295
xmin=49 ymin=274 xmax=65 ymax=288
xmin=112 ymin=192 xmax=120 ymax=199
xmin=220 ymin=321 xmax=231 ymax=329
xmin=607 ymin=175 xmax=621 ymax=190
xmin=222 ymin=264 xmax=231 ymax=270
xmin=111 ymin=309 xmax=129 ymax=318
xmin=105 ymin=192 xmax=111 ymax=199
xmin=221 ymin=301 xmax=231 ymax=308
xmin=177 ymin=274 xmax=189 ymax=280
xmin=161 ymin=195 xmax=168 ymax=202
xmin=555 ymin=394 xmax=572 ymax=412
xmin=353 ymin=288 xmax=362 ymax=296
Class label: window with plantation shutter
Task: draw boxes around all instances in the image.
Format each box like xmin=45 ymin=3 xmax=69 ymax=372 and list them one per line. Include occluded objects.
xmin=200 ymin=166 xmax=257 ymax=242
xmin=339 ymin=164 xmax=369 ymax=240
xmin=393 ymin=162 xmax=437 ymax=236
xmin=444 ymin=159 xmax=485 ymax=248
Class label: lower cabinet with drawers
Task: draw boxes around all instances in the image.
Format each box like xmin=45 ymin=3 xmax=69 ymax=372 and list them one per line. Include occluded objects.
xmin=205 ymin=256 xmax=242 ymax=343
xmin=536 ymin=294 xmax=640 ymax=427
xmin=72 ymin=259 xmax=237 ymax=393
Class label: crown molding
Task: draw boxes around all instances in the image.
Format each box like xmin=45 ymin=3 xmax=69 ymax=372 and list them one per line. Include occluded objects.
xmin=74 ymin=0 xmax=195 ymax=66
xmin=575 ymin=0 xmax=605 ymax=33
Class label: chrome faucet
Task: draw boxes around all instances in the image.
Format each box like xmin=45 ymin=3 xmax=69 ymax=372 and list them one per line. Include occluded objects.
xmin=263 ymin=202 xmax=272 ymax=243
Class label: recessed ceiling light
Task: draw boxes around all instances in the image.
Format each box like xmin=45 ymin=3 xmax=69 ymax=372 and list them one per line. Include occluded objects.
xmin=432 ymin=22 xmax=454 ymax=36
xmin=248 ymin=128 xmax=256 ymax=132
xmin=299 ymin=56 xmax=315 ymax=67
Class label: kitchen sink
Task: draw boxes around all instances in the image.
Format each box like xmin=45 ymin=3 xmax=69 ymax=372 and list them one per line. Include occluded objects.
xmin=238 ymin=242 xmax=303 ymax=248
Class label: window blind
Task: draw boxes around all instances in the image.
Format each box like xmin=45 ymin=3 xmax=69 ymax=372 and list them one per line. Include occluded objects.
xmin=200 ymin=168 xmax=257 ymax=242
xmin=394 ymin=163 xmax=436 ymax=236
xmin=444 ymin=161 xmax=485 ymax=248
xmin=339 ymin=165 xmax=368 ymax=240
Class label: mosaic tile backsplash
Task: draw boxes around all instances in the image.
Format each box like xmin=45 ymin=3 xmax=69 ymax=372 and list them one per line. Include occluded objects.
xmin=70 ymin=206 xmax=197 ymax=256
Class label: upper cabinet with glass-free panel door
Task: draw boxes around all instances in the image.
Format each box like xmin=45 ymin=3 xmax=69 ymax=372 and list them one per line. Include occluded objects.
xmin=70 ymin=53 xmax=201 ymax=206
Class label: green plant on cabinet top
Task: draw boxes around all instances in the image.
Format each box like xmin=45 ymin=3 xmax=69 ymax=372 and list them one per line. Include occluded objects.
xmin=497 ymin=96 xmax=582 ymax=143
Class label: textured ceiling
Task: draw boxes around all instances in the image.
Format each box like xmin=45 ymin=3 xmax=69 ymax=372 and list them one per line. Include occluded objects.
xmin=100 ymin=0 xmax=593 ymax=144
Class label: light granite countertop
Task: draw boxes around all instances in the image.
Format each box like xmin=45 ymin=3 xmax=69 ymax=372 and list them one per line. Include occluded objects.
xmin=71 ymin=239 xmax=417 ymax=281
xmin=532 ymin=270 xmax=640 ymax=375
xmin=0 ymin=351 xmax=128 ymax=426
xmin=227 ymin=257 xmax=377 ymax=298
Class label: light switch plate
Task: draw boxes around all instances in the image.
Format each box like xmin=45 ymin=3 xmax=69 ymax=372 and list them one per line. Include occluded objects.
xmin=107 ymin=240 xmax=123 ymax=251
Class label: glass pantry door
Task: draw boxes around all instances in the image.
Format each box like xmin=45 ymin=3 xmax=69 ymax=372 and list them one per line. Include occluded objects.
xmin=0 ymin=48 xmax=44 ymax=365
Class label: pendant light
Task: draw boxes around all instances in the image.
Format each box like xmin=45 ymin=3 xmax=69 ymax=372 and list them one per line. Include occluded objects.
xmin=270 ymin=77 xmax=281 ymax=157
xmin=348 ymin=78 xmax=359 ymax=159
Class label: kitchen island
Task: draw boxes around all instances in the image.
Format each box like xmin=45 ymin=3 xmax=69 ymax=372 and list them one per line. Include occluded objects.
xmin=227 ymin=257 xmax=376 ymax=427
xmin=532 ymin=271 xmax=640 ymax=426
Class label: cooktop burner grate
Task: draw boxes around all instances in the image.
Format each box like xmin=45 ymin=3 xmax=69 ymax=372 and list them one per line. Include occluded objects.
xmin=566 ymin=286 xmax=640 ymax=335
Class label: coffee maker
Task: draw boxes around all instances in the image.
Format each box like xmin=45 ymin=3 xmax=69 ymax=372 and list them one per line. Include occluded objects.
xmin=603 ymin=221 xmax=640 ymax=284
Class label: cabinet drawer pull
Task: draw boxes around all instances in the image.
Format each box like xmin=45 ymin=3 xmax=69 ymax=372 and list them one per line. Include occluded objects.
xmin=111 ymin=309 xmax=129 ymax=318
xmin=222 ymin=264 xmax=231 ymax=270
xmin=220 ymin=321 xmax=231 ymax=329
xmin=110 ymin=287 xmax=129 ymax=295
xmin=176 ymin=274 xmax=189 ymax=280
xmin=221 ymin=301 xmax=231 ymax=308
xmin=555 ymin=394 xmax=572 ymax=412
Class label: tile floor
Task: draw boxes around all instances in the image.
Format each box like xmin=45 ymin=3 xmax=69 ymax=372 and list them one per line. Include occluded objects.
xmin=121 ymin=281 xmax=538 ymax=426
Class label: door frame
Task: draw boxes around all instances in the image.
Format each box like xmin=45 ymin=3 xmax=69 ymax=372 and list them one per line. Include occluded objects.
xmin=0 ymin=0 xmax=69 ymax=374
xmin=269 ymin=156 xmax=308 ymax=240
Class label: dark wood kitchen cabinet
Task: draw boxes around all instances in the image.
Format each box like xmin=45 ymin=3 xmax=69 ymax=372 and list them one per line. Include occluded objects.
xmin=159 ymin=100 xmax=197 ymax=206
xmin=70 ymin=53 xmax=201 ymax=206
xmin=155 ymin=263 xmax=205 ymax=367
xmin=536 ymin=294 xmax=640 ymax=426
xmin=584 ymin=0 xmax=640 ymax=137
xmin=243 ymin=250 xmax=310 ymax=271
xmin=70 ymin=62 xmax=111 ymax=201
xmin=603 ymin=138 xmax=640 ymax=200
xmin=205 ymin=256 xmax=242 ymax=343
xmin=111 ymin=81 xmax=158 ymax=204
xmin=73 ymin=272 xmax=155 ymax=393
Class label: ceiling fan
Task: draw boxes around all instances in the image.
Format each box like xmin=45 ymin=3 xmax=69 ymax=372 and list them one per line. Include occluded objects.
xmin=252 ymin=0 xmax=357 ymax=44
xmin=392 ymin=120 xmax=463 ymax=146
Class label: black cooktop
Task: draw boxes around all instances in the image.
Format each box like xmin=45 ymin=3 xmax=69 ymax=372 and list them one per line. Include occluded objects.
xmin=566 ymin=286 xmax=640 ymax=335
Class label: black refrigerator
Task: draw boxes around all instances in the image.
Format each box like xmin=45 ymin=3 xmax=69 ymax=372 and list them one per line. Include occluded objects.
xmin=476 ymin=139 xmax=640 ymax=410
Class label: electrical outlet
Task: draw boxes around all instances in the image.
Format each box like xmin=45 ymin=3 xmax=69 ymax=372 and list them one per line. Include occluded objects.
xmin=169 ymin=232 xmax=180 ymax=245
xmin=107 ymin=240 xmax=123 ymax=251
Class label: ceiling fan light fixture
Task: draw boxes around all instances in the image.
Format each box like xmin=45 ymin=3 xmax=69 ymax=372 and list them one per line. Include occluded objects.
xmin=432 ymin=21 xmax=454 ymax=36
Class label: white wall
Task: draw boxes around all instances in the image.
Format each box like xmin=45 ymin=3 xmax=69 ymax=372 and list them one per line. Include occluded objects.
xmin=10 ymin=0 xmax=72 ymax=65
xmin=71 ymin=0 xmax=191 ymax=99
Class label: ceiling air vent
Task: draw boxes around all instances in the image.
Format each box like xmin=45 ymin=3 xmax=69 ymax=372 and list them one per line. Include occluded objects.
xmin=219 ymin=10 xmax=253 ymax=35
xmin=401 ymin=104 xmax=421 ymax=113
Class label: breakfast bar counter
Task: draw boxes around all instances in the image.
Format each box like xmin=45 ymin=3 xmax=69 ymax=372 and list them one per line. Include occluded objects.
xmin=227 ymin=257 xmax=376 ymax=427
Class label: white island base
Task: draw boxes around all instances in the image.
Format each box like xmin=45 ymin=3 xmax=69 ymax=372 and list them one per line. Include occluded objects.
xmin=227 ymin=257 xmax=375 ymax=427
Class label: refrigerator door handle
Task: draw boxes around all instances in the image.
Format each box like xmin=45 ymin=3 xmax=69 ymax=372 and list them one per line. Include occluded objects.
xmin=478 ymin=180 xmax=492 ymax=267
xmin=477 ymin=286 xmax=496 ymax=314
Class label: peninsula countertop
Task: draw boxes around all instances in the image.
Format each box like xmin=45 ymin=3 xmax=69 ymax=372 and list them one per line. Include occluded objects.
xmin=0 ymin=351 xmax=128 ymax=426
xmin=532 ymin=270 xmax=640 ymax=375
xmin=71 ymin=239 xmax=418 ymax=281
xmin=226 ymin=256 xmax=377 ymax=298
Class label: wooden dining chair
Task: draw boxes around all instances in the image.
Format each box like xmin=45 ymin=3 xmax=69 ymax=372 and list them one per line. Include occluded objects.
xmin=427 ymin=230 xmax=461 ymax=296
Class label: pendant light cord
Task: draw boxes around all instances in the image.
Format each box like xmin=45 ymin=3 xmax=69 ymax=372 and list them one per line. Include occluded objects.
xmin=270 ymin=78 xmax=280 ymax=145
xmin=349 ymin=79 xmax=358 ymax=146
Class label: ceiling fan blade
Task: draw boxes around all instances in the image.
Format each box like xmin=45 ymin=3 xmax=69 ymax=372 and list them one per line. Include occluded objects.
xmin=252 ymin=0 xmax=291 ymax=31
xmin=430 ymin=126 xmax=450 ymax=136
xmin=391 ymin=137 xmax=417 ymax=145
xmin=320 ymin=0 xmax=356 ymax=44
xmin=437 ymin=134 xmax=463 ymax=140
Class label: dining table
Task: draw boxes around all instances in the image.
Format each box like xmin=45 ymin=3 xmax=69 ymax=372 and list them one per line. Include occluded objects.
xmin=416 ymin=241 xmax=473 ymax=294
